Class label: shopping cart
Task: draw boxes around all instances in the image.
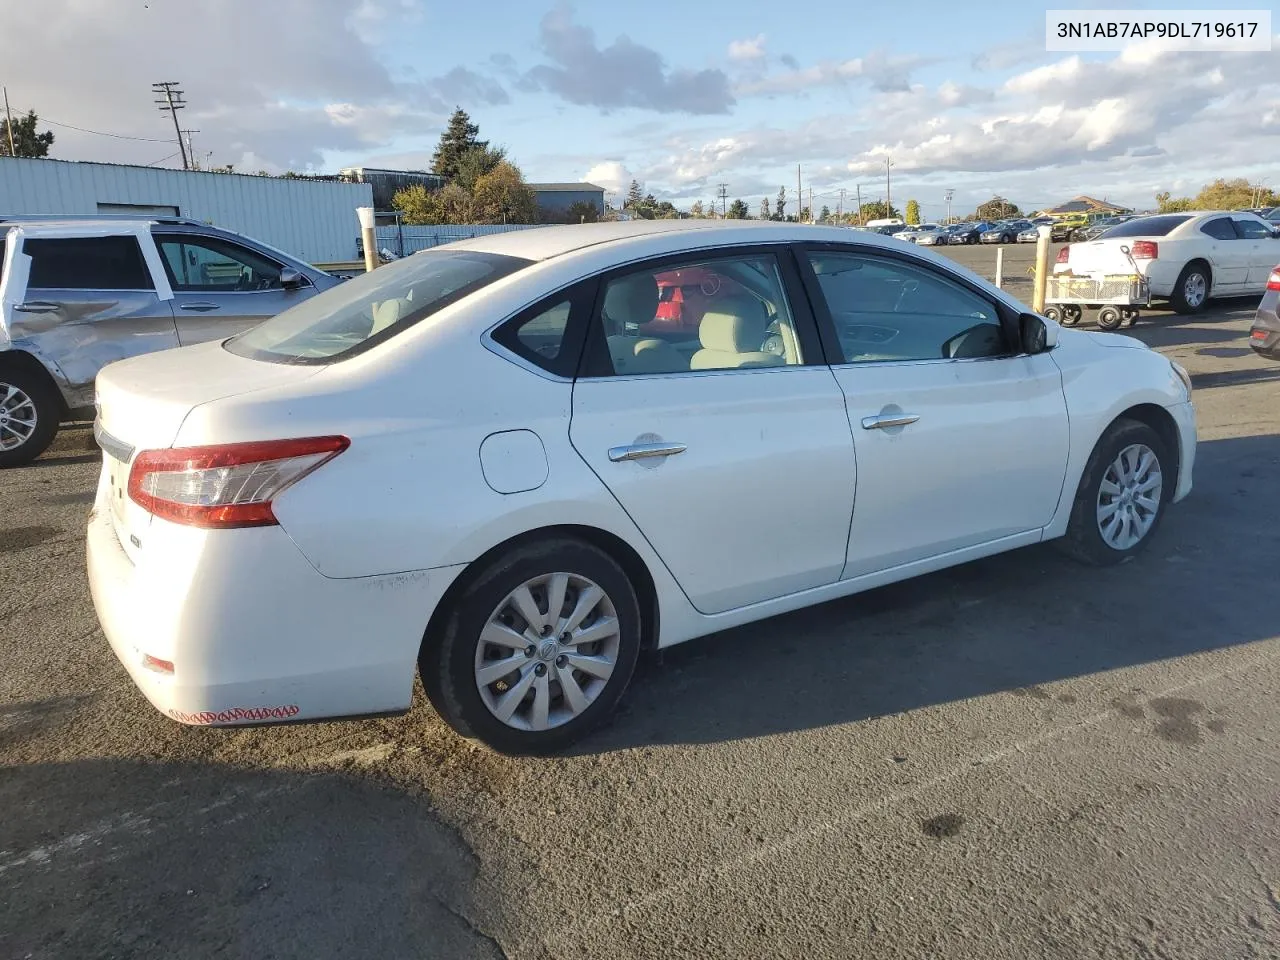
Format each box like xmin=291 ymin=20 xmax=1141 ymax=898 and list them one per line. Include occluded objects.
xmin=1043 ymin=245 xmax=1150 ymax=331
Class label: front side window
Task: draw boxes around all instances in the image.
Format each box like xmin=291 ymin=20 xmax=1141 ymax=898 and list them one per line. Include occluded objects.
xmin=805 ymin=251 xmax=1007 ymax=363
xmin=25 ymin=236 xmax=153 ymax=290
xmin=588 ymin=254 xmax=804 ymax=376
xmin=225 ymin=249 xmax=530 ymax=364
xmin=1200 ymin=218 xmax=1237 ymax=241
xmin=156 ymin=234 xmax=283 ymax=291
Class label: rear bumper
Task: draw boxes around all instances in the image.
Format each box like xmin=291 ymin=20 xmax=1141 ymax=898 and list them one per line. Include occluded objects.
xmin=1250 ymin=319 xmax=1280 ymax=359
xmin=87 ymin=484 xmax=464 ymax=727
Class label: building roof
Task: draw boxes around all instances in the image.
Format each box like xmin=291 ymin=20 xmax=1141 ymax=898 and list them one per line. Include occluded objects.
xmin=528 ymin=182 xmax=606 ymax=193
xmin=1045 ymin=195 xmax=1132 ymax=215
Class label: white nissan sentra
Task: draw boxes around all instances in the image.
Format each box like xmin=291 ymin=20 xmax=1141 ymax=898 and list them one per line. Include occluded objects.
xmin=88 ymin=220 xmax=1196 ymax=753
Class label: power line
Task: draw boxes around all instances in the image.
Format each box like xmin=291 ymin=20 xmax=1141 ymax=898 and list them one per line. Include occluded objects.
xmin=152 ymin=81 xmax=189 ymax=170
xmin=37 ymin=116 xmax=177 ymax=143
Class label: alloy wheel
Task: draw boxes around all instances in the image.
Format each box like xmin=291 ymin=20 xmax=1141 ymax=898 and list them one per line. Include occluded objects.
xmin=0 ymin=382 xmax=38 ymax=452
xmin=474 ymin=572 xmax=621 ymax=732
xmin=1183 ymin=272 xmax=1207 ymax=308
xmin=1096 ymin=443 xmax=1163 ymax=550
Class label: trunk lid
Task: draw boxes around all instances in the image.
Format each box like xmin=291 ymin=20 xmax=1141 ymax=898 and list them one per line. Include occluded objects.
xmin=1062 ymin=238 xmax=1147 ymax=277
xmin=94 ymin=339 xmax=324 ymax=563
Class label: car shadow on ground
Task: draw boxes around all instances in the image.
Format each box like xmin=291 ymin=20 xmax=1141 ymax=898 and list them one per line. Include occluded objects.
xmin=0 ymin=756 xmax=506 ymax=960
xmin=1118 ymin=299 xmax=1256 ymax=350
xmin=576 ymin=433 xmax=1280 ymax=754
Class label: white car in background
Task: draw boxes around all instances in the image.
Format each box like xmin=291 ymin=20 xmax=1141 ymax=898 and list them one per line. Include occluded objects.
xmin=898 ymin=224 xmax=945 ymax=245
xmin=1055 ymin=211 xmax=1280 ymax=314
xmin=88 ymin=220 xmax=1196 ymax=754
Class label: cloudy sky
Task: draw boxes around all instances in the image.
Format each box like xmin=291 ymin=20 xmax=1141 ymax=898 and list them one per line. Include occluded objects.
xmin=6 ymin=0 xmax=1279 ymax=218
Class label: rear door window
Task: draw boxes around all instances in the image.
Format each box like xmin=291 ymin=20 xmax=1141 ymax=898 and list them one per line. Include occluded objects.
xmin=25 ymin=236 xmax=153 ymax=290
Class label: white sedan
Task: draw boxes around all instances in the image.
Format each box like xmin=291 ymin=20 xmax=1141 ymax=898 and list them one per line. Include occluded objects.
xmin=1055 ymin=210 xmax=1280 ymax=314
xmin=88 ymin=221 xmax=1197 ymax=753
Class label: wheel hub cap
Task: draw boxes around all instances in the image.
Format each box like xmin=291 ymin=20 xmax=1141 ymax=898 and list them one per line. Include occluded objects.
xmin=1096 ymin=443 xmax=1163 ymax=551
xmin=537 ymin=639 xmax=559 ymax=662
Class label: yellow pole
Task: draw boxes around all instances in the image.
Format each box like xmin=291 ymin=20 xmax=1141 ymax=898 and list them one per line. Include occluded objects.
xmin=357 ymin=206 xmax=378 ymax=273
xmin=1032 ymin=225 xmax=1052 ymax=313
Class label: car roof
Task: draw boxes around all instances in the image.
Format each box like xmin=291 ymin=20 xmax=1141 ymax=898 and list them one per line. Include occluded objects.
xmin=439 ymin=219 xmax=916 ymax=262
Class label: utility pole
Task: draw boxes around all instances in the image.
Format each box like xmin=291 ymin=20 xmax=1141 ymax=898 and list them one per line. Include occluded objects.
xmin=2 ymin=87 xmax=14 ymax=156
xmin=838 ymin=188 xmax=845 ymax=221
xmin=717 ymin=182 xmax=729 ymax=218
xmin=152 ymin=82 xmax=189 ymax=170
xmin=855 ymin=184 xmax=863 ymax=225
xmin=885 ymin=157 xmax=894 ymax=217
xmin=808 ymin=186 xmax=814 ymax=223
xmin=796 ymin=165 xmax=802 ymax=223
xmin=945 ymin=188 xmax=954 ymax=224
xmin=180 ymin=129 xmax=200 ymax=169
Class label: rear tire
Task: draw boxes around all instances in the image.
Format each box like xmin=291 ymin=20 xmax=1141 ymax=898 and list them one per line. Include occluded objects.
xmin=1096 ymin=307 xmax=1123 ymax=331
xmin=0 ymin=363 xmax=61 ymax=468
xmin=1170 ymin=261 xmax=1210 ymax=315
xmin=420 ymin=538 xmax=643 ymax=754
xmin=1060 ymin=305 xmax=1083 ymax=327
xmin=1058 ymin=419 xmax=1171 ymax=567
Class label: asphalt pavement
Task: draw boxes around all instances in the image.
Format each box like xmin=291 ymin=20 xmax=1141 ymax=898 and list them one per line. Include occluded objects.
xmin=2 ymin=292 xmax=1279 ymax=960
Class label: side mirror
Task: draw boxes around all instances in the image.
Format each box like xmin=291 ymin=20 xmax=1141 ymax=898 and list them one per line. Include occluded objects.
xmin=280 ymin=267 xmax=305 ymax=290
xmin=1020 ymin=312 xmax=1057 ymax=353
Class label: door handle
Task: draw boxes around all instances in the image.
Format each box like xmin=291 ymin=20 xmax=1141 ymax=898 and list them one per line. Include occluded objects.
xmin=608 ymin=441 xmax=687 ymax=463
xmin=13 ymin=301 xmax=60 ymax=313
xmin=179 ymin=302 xmax=220 ymax=312
xmin=861 ymin=413 xmax=920 ymax=430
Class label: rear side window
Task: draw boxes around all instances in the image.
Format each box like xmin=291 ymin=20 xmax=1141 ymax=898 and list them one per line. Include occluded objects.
xmin=1200 ymin=218 xmax=1237 ymax=241
xmin=1102 ymin=216 xmax=1191 ymax=238
xmin=25 ymin=236 xmax=153 ymax=290
xmin=224 ymin=249 xmax=530 ymax=364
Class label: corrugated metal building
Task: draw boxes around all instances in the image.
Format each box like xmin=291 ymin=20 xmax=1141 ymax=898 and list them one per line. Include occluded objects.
xmin=530 ymin=182 xmax=606 ymax=220
xmin=0 ymin=157 xmax=373 ymax=263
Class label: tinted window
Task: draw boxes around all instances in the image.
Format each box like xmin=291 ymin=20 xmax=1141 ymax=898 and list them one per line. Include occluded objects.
xmin=1199 ymin=218 xmax=1237 ymax=241
xmin=25 ymin=236 xmax=153 ymax=290
xmin=1233 ymin=217 xmax=1272 ymax=240
xmin=156 ymin=234 xmax=282 ymax=291
xmin=806 ymin=252 xmax=1007 ymax=363
xmin=225 ymin=250 xmax=529 ymax=364
xmin=491 ymin=297 xmax=579 ymax=376
xmin=1102 ymin=216 xmax=1192 ymax=238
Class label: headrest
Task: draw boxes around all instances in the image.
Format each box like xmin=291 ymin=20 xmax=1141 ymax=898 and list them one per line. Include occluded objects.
xmin=603 ymin=274 xmax=659 ymax=331
xmin=370 ymin=297 xmax=413 ymax=335
xmin=698 ymin=296 xmax=769 ymax=352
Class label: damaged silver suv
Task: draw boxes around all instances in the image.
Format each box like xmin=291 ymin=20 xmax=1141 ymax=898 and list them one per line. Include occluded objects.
xmin=0 ymin=216 xmax=339 ymax=466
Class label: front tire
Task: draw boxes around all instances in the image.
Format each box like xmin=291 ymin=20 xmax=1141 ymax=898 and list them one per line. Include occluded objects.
xmin=1170 ymin=261 xmax=1210 ymax=315
xmin=0 ymin=364 xmax=61 ymax=468
xmin=1058 ymin=419 xmax=1171 ymax=566
xmin=420 ymin=538 xmax=642 ymax=754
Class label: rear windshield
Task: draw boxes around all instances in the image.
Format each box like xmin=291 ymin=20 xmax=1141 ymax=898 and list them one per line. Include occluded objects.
xmin=1100 ymin=215 xmax=1191 ymax=238
xmin=224 ymin=249 xmax=530 ymax=364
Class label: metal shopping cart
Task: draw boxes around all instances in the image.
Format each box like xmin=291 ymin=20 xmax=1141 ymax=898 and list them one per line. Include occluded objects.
xmin=1043 ymin=245 xmax=1150 ymax=331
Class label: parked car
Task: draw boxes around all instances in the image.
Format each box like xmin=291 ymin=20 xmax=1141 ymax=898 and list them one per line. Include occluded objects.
xmin=874 ymin=223 xmax=909 ymax=237
xmin=1050 ymin=215 xmax=1091 ymax=242
xmin=87 ymin=220 xmax=1197 ymax=753
xmin=898 ymin=223 xmax=945 ymax=245
xmin=1076 ymin=216 xmax=1136 ymax=242
xmin=980 ymin=220 xmax=1030 ymax=244
xmin=1017 ymin=224 xmax=1046 ymax=243
xmin=1249 ymin=263 xmax=1280 ymax=358
xmin=945 ymin=221 xmax=991 ymax=244
xmin=1054 ymin=211 xmax=1280 ymax=314
xmin=0 ymin=217 xmax=339 ymax=467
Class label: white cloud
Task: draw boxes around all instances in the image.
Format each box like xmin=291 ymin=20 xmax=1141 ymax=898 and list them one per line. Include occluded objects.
xmin=738 ymin=50 xmax=928 ymax=96
xmin=582 ymin=161 xmax=633 ymax=196
xmin=728 ymin=34 xmax=767 ymax=61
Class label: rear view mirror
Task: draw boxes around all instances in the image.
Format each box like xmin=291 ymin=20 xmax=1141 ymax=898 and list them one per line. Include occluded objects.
xmin=1020 ymin=312 xmax=1057 ymax=353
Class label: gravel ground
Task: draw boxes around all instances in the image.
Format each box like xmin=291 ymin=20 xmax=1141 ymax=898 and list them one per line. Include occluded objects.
xmin=2 ymin=292 xmax=1278 ymax=960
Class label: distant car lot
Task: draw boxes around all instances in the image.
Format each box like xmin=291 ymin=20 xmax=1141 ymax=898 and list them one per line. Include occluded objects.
xmin=3 ymin=281 xmax=1279 ymax=957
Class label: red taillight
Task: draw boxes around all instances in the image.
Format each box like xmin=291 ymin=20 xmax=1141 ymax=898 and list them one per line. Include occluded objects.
xmin=128 ymin=436 xmax=349 ymax=528
xmin=1056 ymin=245 xmax=1069 ymax=263
xmin=1131 ymin=240 xmax=1158 ymax=259
xmin=1266 ymin=266 xmax=1280 ymax=291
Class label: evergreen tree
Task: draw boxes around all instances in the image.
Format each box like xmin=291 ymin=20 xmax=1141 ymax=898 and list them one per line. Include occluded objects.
xmin=431 ymin=108 xmax=488 ymax=182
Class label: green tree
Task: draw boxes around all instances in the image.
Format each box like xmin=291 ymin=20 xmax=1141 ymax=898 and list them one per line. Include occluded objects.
xmin=453 ymin=144 xmax=507 ymax=192
xmin=431 ymin=108 xmax=488 ymax=183
xmin=799 ymin=206 xmax=811 ymax=222
xmin=1155 ymin=191 xmax=1194 ymax=213
xmin=726 ymin=198 xmax=749 ymax=219
xmin=819 ymin=204 xmax=831 ymax=222
xmin=689 ymin=200 xmax=705 ymax=218
xmin=905 ymin=199 xmax=921 ymax=225
xmin=1192 ymin=177 xmax=1276 ymax=209
xmin=0 ymin=110 xmax=54 ymax=157
xmin=858 ymin=200 xmax=900 ymax=221
xmin=564 ymin=200 xmax=599 ymax=223
xmin=472 ymin=161 xmax=537 ymax=223
xmin=759 ymin=197 xmax=771 ymax=220
xmin=775 ymin=186 xmax=787 ymax=221
xmin=626 ymin=179 xmax=645 ymax=210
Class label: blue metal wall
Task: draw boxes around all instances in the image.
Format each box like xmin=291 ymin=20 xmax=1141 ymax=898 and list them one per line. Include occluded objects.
xmin=373 ymin=223 xmax=544 ymax=257
xmin=0 ymin=158 xmax=373 ymax=263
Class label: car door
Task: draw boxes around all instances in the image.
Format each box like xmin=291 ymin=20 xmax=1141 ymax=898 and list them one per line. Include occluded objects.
xmin=153 ymin=232 xmax=302 ymax=344
xmin=796 ymin=245 xmax=1070 ymax=579
xmin=1231 ymin=215 xmax=1279 ymax=290
xmin=10 ymin=233 xmax=179 ymax=404
xmin=568 ymin=247 xmax=856 ymax=615
xmin=1198 ymin=217 xmax=1248 ymax=291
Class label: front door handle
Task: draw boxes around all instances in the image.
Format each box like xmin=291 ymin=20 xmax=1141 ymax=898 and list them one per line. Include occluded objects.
xmin=13 ymin=301 xmax=60 ymax=313
xmin=179 ymin=302 xmax=220 ymax=312
xmin=608 ymin=441 xmax=687 ymax=463
xmin=861 ymin=413 xmax=920 ymax=430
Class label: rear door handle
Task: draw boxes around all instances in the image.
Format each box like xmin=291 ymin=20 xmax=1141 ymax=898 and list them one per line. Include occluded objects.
xmin=861 ymin=413 xmax=920 ymax=430
xmin=179 ymin=302 xmax=220 ymax=312
xmin=608 ymin=441 xmax=687 ymax=463
xmin=13 ymin=301 xmax=60 ymax=313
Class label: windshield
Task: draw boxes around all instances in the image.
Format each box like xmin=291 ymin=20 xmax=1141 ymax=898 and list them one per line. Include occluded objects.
xmin=1099 ymin=215 xmax=1192 ymax=238
xmin=224 ymin=249 xmax=531 ymax=364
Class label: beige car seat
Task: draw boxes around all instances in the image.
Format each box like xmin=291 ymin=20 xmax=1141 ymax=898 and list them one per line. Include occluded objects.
xmin=603 ymin=274 xmax=687 ymax=374
xmin=690 ymin=296 xmax=786 ymax=369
